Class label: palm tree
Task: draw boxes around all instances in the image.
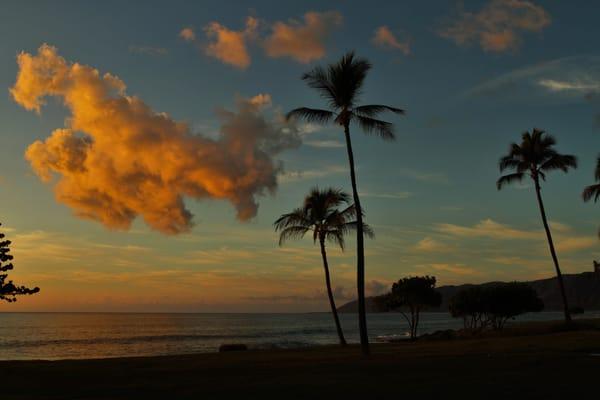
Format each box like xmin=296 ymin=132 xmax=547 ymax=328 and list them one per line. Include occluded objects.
xmin=274 ymin=187 xmax=374 ymax=346
xmin=582 ymin=156 xmax=600 ymax=235
xmin=497 ymin=128 xmax=577 ymax=323
xmin=286 ymin=52 xmax=404 ymax=355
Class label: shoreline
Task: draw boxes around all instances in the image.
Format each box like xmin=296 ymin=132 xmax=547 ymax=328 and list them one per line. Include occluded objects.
xmin=2 ymin=319 xmax=599 ymax=399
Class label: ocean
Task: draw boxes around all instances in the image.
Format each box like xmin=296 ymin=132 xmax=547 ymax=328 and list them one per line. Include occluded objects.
xmin=0 ymin=311 xmax=597 ymax=360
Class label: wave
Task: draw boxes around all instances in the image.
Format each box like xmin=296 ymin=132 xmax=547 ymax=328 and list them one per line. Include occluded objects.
xmin=0 ymin=327 xmax=335 ymax=349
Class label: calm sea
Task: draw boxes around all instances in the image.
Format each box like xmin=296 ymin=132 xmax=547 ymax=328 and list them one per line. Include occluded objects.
xmin=0 ymin=311 xmax=597 ymax=360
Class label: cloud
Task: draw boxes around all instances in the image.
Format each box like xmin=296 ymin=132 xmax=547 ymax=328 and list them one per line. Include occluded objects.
xmin=366 ymin=280 xmax=389 ymax=296
xmin=439 ymin=0 xmax=551 ymax=53
xmin=435 ymin=218 xmax=597 ymax=253
xmin=264 ymin=11 xmax=343 ymax=63
xmin=414 ymin=237 xmax=452 ymax=252
xmin=436 ymin=218 xmax=540 ymax=240
xmin=372 ymin=26 xmax=410 ymax=55
xmin=129 ymin=46 xmax=168 ymax=56
xmin=426 ymin=263 xmax=479 ymax=276
xmin=360 ymin=191 xmax=413 ymax=200
xmin=179 ymin=27 xmax=196 ymax=42
xmin=398 ymin=167 xmax=450 ymax=184
xmin=278 ymin=165 xmax=347 ymax=183
xmin=11 ymin=44 xmax=301 ymax=234
xmin=537 ymin=79 xmax=600 ymax=93
xmin=303 ymin=139 xmax=345 ymax=148
xmin=203 ymin=17 xmax=258 ymax=69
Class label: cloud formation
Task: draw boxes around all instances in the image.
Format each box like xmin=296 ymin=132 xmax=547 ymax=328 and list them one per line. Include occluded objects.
xmin=179 ymin=27 xmax=196 ymax=42
xmin=264 ymin=11 xmax=343 ymax=63
xmin=372 ymin=26 xmax=411 ymax=55
xmin=204 ymin=17 xmax=258 ymax=69
xmin=11 ymin=44 xmax=300 ymax=234
xmin=439 ymin=0 xmax=551 ymax=52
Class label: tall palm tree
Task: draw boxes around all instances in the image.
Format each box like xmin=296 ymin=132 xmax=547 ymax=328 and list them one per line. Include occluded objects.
xmin=582 ymin=156 xmax=600 ymax=236
xmin=274 ymin=187 xmax=374 ymax=346
xmin=497 ymin=129 xmax=577 ymax=323
xmin=286 ymin=52 xmax=404 ymax=355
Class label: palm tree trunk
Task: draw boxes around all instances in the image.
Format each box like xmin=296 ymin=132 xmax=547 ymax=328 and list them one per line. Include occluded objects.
xmin=319 ymin=237 xmax=347 ymax=346
xmin=533 ymin=177 xmax=572 ymax=323
xmin=343 ymin=123 xmax=369 ymax=356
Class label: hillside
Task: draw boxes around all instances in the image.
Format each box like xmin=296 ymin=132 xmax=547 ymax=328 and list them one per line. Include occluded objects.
xmin=338 ymin=271 xmax=600 ymax=313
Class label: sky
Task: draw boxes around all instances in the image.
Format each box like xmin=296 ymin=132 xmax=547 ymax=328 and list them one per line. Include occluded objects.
xmin=1 ymin=0 xmax=599 ymax=312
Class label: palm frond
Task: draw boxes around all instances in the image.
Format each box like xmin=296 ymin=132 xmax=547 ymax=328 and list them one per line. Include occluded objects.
xmin=301 ymin=66 xmax=338 ymax=106
xmin=540 ymin=154 xmax=577 ymax=172
xmin=286 ymin=107 xmax=334 ymax=124
xmin=277 ymin=226 xmax=310 ymax=246
xmin=354 ymin=104 xmax=405 ymax=118
xmin=594 ymin=155 xmax=600 ymax=181
xmin=353 ymin=114 xmax=395 ymax=140
xmin=274 ymin=208 xmax=310 ymax=231
xmin=583 ymin=183 xmax=600 ymax=203
xmin=499 ymin=155 xmax=521 ymax=172
xmin=329 ymin=51 xmax=372 ymax=108
xmin=497 ymin=172 xmax=525 ymax=190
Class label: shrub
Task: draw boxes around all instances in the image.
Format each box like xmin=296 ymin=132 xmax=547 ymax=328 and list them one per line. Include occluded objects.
xmin=450 ymin=282 xmax=543 ymax=331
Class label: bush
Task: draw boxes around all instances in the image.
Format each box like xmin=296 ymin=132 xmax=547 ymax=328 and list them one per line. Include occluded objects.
xmin=449 ymin=282 xmax=543 ymax=331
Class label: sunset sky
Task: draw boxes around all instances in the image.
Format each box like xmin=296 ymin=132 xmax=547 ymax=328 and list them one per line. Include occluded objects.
xmin=1 ymin=0 xmax=599 ymax=312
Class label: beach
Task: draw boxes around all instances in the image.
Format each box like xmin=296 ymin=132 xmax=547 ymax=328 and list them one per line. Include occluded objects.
xmin=2 ymin=320 xmax=599 ymax=399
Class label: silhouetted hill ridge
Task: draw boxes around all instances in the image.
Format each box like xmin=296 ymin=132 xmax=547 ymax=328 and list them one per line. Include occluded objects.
xmin=338 ymin=272 xmax=600 ymax=313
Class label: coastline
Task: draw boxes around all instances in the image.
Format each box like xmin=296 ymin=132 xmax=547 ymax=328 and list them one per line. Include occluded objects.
xmin=2 ymin=320 xmax=599 ymax=399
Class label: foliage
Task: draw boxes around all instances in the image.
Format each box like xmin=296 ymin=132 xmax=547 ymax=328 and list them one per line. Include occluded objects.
xmin=274 ymin=187 xmax=373 ymax=346
xmin=287 ymin=51 xmax=404 ymax=355
xmin=497 ymin=128 xmax=576 ymax=324
xmin=582 ymin=155 xmax=600 ymax=237
xmin=449 ymin=283 xmax=544 ymax=331
xmin=0 ymin=223 xmax=39 ymax=303
xmin=376 ymin=276 xmax=442 ymax=339
xmin=273 ymin=187 xmax=373 ymax=249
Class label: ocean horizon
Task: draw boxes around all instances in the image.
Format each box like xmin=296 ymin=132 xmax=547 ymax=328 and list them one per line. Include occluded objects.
xmin=1 ymin=311 xmax=598 ymax=361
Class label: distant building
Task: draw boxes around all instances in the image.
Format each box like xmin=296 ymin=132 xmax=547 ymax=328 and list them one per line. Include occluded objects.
xmin=594 ymin=260 xmax=600 ymax=274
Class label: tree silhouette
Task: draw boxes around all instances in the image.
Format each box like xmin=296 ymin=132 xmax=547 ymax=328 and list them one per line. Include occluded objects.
xmin=287 ymin=52 xmax=404 ymax=355
xmin=376 ymin=276 xmax=442 ymax=339
xmin=1 ymin=223 xmax=39 ymax=303
xmin=274 ymin=187 xmax=374 ymax=346
xmin=582 ymin=155 xmax=600 ymax=236
xmin=497 ymin=129 xmax=576 ymax=323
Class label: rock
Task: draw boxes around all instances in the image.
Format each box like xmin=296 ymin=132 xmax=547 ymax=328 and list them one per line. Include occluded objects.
xmin=219 ymin=344 xmax=248 ymax=352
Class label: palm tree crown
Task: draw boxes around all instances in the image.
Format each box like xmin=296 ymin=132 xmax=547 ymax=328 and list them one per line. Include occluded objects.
xmin=582 ymin=155 xmax=600 ymax=202
xmin=286 ymin=52 xmax=404 ymax=139
xmin=497 ymin=128 xmax=577 ymax=189
xmin=274 ymin=188 xmax=373 ymax=248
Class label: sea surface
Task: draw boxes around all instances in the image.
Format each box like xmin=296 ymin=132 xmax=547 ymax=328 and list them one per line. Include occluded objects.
xmin=0 ymin=311 xmax=597 ymax=360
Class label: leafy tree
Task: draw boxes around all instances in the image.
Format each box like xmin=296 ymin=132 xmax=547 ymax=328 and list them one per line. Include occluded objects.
xmin=582 ymin=155 xmax=600 ymax=236
xmin=376 ymin=276 xmax=442 ymax=339
xmin=449 ymin=283 xmax=544 ymax=331
xmin=287 ymin=52 xmax=404 ymax=355
xmin=497 ymin=128 xmax=576 ymax=323
xmin=274 ymin=188 xmax=374 ymax=346
xmin=1 ymin=223 xmax=39 ymax=303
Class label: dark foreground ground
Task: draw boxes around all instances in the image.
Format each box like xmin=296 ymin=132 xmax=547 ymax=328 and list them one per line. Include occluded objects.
xmin=1 ymin=320 xmax=599 ymax=400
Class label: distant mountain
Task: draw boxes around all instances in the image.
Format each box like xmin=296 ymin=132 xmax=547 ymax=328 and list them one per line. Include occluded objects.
xmin=337 ymin=271 xmax=600 ymax=313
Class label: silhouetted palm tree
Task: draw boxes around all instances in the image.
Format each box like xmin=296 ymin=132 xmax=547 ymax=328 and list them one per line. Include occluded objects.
xmin=274 ymin=188 xmax=374 ymax=346
xmin=286 ymin=52 xmax=403 ymax=355
xmin=497 ymin=129 xmax=577 ymax=323
xmin=582 ymin=155 xmax=600 ymax=236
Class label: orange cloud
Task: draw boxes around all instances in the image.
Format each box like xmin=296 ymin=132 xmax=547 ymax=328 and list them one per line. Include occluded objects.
xmin=264 ymin=11 xmax=343 ymax=63
xmin=204 ymin=17 xmax=258 ymax=69
xmin=373 ymin=26 xmax=411 ymax=55
xmin=439 ymin=0 xmax=551 ymax=52
xmin=179 ymin=27 xmax=196 ymax=42
xmin=11 ymin=44 xmax=300 ymax=234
